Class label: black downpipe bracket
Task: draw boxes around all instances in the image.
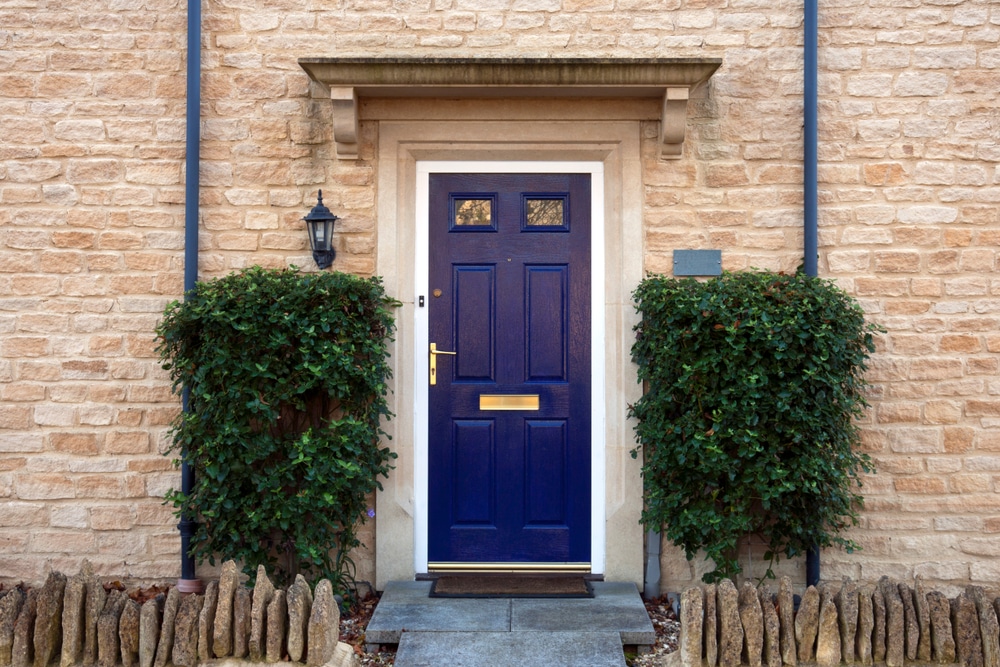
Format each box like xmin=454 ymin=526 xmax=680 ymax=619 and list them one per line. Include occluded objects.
xmin=804 ymin=0 xmax=821 ymax=588
xmin=177 ymin=0 xmax=203 ymax=594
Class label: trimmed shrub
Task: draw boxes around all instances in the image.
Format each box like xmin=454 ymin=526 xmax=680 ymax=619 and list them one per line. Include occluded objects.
xmin=630 ymin=270 xmax=879 ymax=582
xmin=157 ymin=267 xmax=397 ymax=591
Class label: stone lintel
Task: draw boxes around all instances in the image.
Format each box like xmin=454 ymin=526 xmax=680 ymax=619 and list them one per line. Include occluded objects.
xmin=298 ymin=58 xmax=722 ymax=160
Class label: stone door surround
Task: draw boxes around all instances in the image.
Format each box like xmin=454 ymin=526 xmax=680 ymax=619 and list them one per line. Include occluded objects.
xmin=298 ymin=57 xmax=721 ymax=160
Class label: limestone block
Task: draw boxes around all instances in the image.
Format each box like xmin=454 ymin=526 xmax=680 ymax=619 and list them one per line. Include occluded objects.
xmin=836 ymin=579 xmax=858 ymax=664
xmin=83 ymin=562 xmax=107 ymax=667
xmin=758 ymin=587 xmax=781 ymax=667
xmin=60 ymin=574 xmax=86 ymax=667
xmin=12 ymin=590 xmax=38 ymax=667
xmin=0 ymin=589 xmax=26 ymax=667
xmin=704 ymin=584 xmax=718 ymax=667
xmin=97 ymin=590 xmax=126 ymax=667
xmin=680 ymin=587 xmax=703 ymax=667
xmin=171 ymin=593 xmax=203 ymax=667
xmin=198 ymin=581 xmax=218 ymax=664
xmin=777 ymin=578 xmax=796 ymax=667
xmin=328 ymin=642 xmax=359 ymax=667
xmin=213 ymin=561 xmax=239 ymax=658
xmin=815 ymin=586 xmax=842 ymax=667
xmin=898 ymin=583 xmax=919 ymax=661
xmin=306 ymin=580 xmax=340 ymax=667
xmin=286 ymin=575 xmax=313 ymax=663
xmin=927 ymin=591 xmax=956 ymax=663
xmin=970 ymin=587 xmax=1000 ymax=667
xmin=265 ymin=589 xmax=287 ymax=663
xmin=872 ymin=585 xmax=886 ymax=664
xmin=738 ymin=580 xmax=764 ymax=667
xmin=249 ymin=565 xmax=276 ymax=662
xmin=952 ymin=591 xmax=984 ymax=667
xmin=233 ymin=587 xmax=251 ymax=659
xmin=138 ymin=595 xmax=163 ymax=667
xmin=152 ymin=587 xmax=180 ymax=667
xmin=856 ymin=584 xmax=875 ymax=666
xmin=794 ymin=586 xmax=820 ymax=662
xmin=914 ymin=579 xmax=932 ymax=662
xmin=34 ymin=571 xmax=66 ymax=667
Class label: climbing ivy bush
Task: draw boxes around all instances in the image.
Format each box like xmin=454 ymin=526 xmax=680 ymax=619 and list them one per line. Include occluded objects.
xmin=157 ymin=267 xmax=397 ymax=592
xmin=630 ymin=271 xmax=879 ymax=582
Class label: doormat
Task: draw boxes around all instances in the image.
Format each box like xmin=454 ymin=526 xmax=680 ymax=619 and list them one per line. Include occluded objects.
xmin=429 ymin=575 xmax=594 ymax=599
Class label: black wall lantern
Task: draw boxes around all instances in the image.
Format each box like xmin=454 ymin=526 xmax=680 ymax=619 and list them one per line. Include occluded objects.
xmin=303 ymin=190 xmax=339 ymax=269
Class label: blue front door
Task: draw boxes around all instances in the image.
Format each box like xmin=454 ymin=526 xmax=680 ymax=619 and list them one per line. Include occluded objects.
xmin=427 ymin=173 xmax=592 ymax=566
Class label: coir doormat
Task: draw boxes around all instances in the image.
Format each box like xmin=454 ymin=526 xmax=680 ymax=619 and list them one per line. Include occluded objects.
xmin=429 ymin=575 xmax=594 ymax=599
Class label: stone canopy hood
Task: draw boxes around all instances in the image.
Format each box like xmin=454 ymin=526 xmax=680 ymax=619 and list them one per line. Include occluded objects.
xmin=297 ymin=57 xmax=722 ymax=160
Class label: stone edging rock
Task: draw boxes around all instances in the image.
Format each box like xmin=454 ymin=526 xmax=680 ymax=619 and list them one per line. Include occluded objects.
xmin=677 ymin=576 xmax=998 ymax=667
xmin=0 ymin=561 xmax=357 ymax=667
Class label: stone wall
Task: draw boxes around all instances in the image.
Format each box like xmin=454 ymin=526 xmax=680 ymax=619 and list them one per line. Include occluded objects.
xmin=0 ymin=561 xmax=356 ymax=667
xmin=678 ymin=577 xmax=1000 ymax=667
xmin=0 ymin=0 xmax=998 ymax=589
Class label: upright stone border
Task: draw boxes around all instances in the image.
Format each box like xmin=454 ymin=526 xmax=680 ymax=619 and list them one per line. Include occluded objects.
xmin=60 ymin=573 xmax=86 ymax=667
xmin=777 ymin=578 xmax=796 ymax=667
xmin=0 ymin=589 xmax=26 ymax=667
xmin=82 ymin=562 xmax=105 ymax=667
xmin=676 ymin=576 xmax=994 ymax=667
xmin=738 ymin=581 xmax=763 ymax=667
xmin=795 ymin=586 xmax=820 ymax=663
xmin=212 ymin=561 xmax=238 ymax=659
xmin=198 ymin=582 xmax=218 ymax=664
xmin=248 ymin=566 xmax=275 ymax=662
xmin=718 ymin=579 xmax=743 ymax=667
xmin=34 ymin=572 xmax=66 ymax=667
xmin=680 ymin=587 xmax=703 ymax=667
xmin=138 ymin=594 xmax=163 ymax=667
xmin=119 ymin=599 xmax=141 ymax=667
xmin=286 ymin=575 xmax=313 ymax=664
xmin=0 ymin=561 xmax=360 ymax=667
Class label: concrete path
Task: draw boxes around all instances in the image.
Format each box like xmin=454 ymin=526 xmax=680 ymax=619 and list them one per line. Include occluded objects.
xmin=365 ymin=580 xmax=655 ymax=667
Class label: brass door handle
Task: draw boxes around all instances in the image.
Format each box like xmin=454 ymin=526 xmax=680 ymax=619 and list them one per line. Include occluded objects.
xmin=429 ymin=343 xmax=456 ymax=386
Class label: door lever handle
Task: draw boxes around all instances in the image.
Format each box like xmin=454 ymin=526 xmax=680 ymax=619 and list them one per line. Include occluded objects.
xmin=429 ymin=343 xmax=456 ymax=386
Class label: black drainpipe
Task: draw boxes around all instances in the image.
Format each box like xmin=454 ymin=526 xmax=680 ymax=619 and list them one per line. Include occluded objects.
xmin=804 ymin=0 xmax=821 ymax=588
xmin=176 ymin=0 xmax=202 ymax=594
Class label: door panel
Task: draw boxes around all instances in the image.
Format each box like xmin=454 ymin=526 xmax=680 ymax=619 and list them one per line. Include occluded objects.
xmin=453 ymin=266 xmax=494 ymax=381
xmin=427 ymin=173 xmax=591 ymax=566
xmin=526 ymin=265 xmax=568 ymax=381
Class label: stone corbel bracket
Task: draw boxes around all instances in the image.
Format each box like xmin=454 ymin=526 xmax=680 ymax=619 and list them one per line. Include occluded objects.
xmin=661 ymin=87 xmax=690 ymax=160
xmin=329 ymin=87 xmax=359 ymax=159
xmin=298 ymin=58 xmax=722 ymax=161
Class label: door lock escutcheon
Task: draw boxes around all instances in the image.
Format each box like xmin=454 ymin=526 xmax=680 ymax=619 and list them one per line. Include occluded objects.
xmin=429 ymin=343 xmax=456 ymax=386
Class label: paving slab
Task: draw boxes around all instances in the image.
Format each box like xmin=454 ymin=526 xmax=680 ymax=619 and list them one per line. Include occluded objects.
xmin=365 ymin=581 xmax=511 ymax=644
xmin=512 ymin=582 xmax=656 ymax=645
xmin=395 ymin=631 xmax=627 ymax=667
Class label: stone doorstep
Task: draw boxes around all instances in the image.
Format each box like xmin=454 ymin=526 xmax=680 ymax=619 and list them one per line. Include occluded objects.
xmin=394 ymin=630 xmax=627 ymax=667
xmin=365 ymin=580 xmax=655 ymax=648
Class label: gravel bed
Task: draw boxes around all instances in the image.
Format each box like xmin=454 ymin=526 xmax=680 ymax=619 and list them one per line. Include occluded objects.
xmin=340 ymin=592 xmax=680 ymax=667
xmin=628 ymin=596 xmax=680 ymax=666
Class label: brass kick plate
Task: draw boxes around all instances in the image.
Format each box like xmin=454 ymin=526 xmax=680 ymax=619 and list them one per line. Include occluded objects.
xmin=479 ymin=394 xmax=539 ymax=411
xmin=428 ymin=562 xmax=591 ymax=573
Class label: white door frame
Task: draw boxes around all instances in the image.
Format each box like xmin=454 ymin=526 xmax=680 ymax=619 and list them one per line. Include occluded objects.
xmin=413 ymin=160 xmax=607 ymax=575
